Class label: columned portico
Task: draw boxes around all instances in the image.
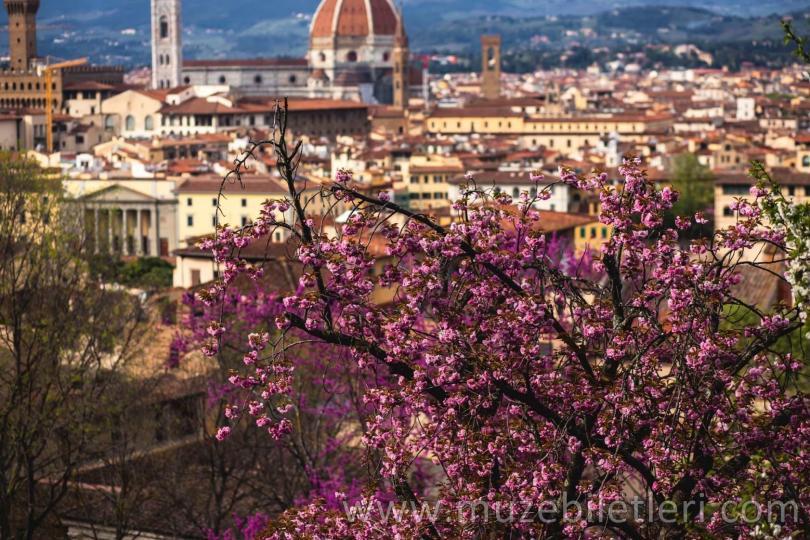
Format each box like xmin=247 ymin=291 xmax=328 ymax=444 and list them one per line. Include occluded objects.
xmin=79 ymin=184 xmax=176 ymax=259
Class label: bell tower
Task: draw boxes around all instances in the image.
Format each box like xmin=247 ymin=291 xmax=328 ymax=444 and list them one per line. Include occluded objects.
xmin=151 ymin=0 xmax=182 ymax=89
xmin=4 ymin=0 xmax=39 ymax=71
xmin=392 ymin=7 xmax=409 ymax=109
xmin=481 ymin=34 xmax=501 ymax=100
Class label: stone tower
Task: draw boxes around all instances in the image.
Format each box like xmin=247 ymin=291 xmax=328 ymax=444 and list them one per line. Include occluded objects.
xmin=151 ymin=0 xmax=182 ymax=89
xmin=392 ymin=7 xmax=409 ymax=109
xmin=4 ymin=0 xmax=39 ymax=71
xmin=481 ymin=34 xmax=501 ymax=100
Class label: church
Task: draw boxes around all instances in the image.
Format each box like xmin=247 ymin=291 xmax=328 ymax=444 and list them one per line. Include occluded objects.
xmin=152 ymin=0 xmax=413 ymax=107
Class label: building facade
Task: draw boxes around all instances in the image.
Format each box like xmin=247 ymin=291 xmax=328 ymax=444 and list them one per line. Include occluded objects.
xmin=178 ymin=0 xmax=409 ymax=105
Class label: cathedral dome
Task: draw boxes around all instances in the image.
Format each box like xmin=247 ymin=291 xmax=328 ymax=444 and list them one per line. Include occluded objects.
xmin=311 ymin=0 xmax=399 ymax=40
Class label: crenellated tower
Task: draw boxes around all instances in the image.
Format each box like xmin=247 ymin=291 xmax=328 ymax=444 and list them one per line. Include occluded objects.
xmin=4 ymin=0 xmax=39 ymax=71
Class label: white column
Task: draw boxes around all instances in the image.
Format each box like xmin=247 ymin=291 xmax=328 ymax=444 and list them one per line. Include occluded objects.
xmin=93 ymin=207 xmax=100 ymax=254
xmin=150 ymin=206 xmax=158 ymax=256
xmin=136 ymin=208 xmax=143 ymax=256
xmin=122 ymin=209 xmax=129 ymax=256
xmin=107 ymin=208 xmax=114 ymax=254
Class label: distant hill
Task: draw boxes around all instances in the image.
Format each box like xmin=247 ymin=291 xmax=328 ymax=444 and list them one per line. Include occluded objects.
xmin=0 ymin=0 xmax=808 ymax=66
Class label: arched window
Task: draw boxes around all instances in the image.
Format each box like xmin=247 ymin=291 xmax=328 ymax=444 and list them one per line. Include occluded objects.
xmin=104 ymin=115 xmax=115 ymax=130
xmin=159 ymin=16 xmax=169 ymax=39
xmin=346 ymin=51 xmax=358 ymax=62
xmin=125 ymin=115 xmax=135 ymax=131
xmin=512 ymin=187 xmax=519 ymax=198
xmin=144 ymin=115 xmax=154 ymax=131
xmin=219 ymin=75 xmax=226 ymax=84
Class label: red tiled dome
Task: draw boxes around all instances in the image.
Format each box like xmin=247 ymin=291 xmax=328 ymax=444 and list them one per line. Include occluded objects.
xmin=311 ymin=0 xmax=399 ymax=39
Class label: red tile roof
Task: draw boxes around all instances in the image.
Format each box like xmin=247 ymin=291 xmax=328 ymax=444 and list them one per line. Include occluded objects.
xmin=174 ymin=175 xmax=288 ymax=195
xmin=311 ymin=0 xmax=399 ymax=39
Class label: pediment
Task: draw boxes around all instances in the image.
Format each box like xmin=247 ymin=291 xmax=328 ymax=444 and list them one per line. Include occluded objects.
xmin=81 ymin=184 xmax=157 ymax=203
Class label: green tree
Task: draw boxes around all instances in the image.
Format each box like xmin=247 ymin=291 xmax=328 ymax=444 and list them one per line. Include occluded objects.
xmin=665 ymin=153 xmax=715 ymax=237
xmin=0 ymin=154 xmax=145 ymax=539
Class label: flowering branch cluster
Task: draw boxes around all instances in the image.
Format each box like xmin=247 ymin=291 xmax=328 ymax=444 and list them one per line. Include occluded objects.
xmin=194 ymin=105 xmax=808 ymax=539
xmin=752 ymin=161 xmax=810 ymax=337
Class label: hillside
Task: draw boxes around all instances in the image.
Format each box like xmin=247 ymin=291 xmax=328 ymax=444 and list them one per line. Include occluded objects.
xmin=0 ymin=1 xmax=808 ymax=67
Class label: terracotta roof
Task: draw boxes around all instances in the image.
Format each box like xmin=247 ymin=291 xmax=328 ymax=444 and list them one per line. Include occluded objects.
xmin=410 ymin=164 xmax=464 ymax=174
xmin=183 ymin=58 xmax=308 ymax=68
xmin=311 ymin=0 xmax=399 ymax=39
xmin=428 ymin=107 xmax=523 ymax=119
xmin=63 ymin=80 xmax=115 ymax=91
xmin=174 ymin=175 xmax=288 ymax=195
xmin=716 ymin=168 xmax=810 ymax=186
xmin=160 ymin=97 xmax=367 ymax=115
xmin=449 ymin=170 xmax=554 ymax=186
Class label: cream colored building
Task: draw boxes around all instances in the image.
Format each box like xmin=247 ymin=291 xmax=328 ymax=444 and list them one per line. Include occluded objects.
xmin=101 ymin=88 xmax=166 ymax=139
xmin=174 ymin=175 xmax=296 ymax=247
xmin=425 ymin=109 xmax=672 ymax=156
xmin=63 ymin=177 xmax=179 ymax=257
xmin=714 ymin=168 xmax=810 ymax=231
xmin=403 ymin=154 xmax=463 ymax=210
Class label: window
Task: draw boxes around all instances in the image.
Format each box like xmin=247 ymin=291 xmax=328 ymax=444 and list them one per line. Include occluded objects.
xmin=410 ymin=175 xmax=417 ymax=184
xmin=346 ymin=51 xmax=358 ymax=62
xmin=803 ymin=155 xmax=810 ymax=168
xmin=383 ymin=51 xmax=390 ymax=62
xmin=190 ymin=269 xmax=201 ymax=286
xmin=211 ymin=198 xmax=217 ymax=207
xmin=601 ymin=227 xmax=608 ymax=239
xmin=160 ymin=16 xmax=169 ymax=39
xmin=721 ymin=185 xmax=750 ymax=195
xmin=723 ymin=206 xmax=734 ymax=217
xmin=580 ymin=228 xmax=586 ymax=238
xmin=187 ymin=198 xmax=192 ymax=206
xmin=788 ymin=186 xmax=796 ymax=197
xmin=187 ymin=215 xmax=194 ymax=226
xmin=289 ymin=74 xmax=297 ymax=84
xmin=512 ymin=187 xmax=519 ymax=198
xmin=219 ymin=75 xmax=226 ymax=84
xmin=212 ymin=216 xmax=217 ymax=226
xmin=319 ymin=52 xmax=326 ymax=62
xmin=125 ymin=115 xmax=135 ymax=131
xmin=184 ymin=76 xmax=191 ymax=84
xmin=241 ymin=216 xmax=248 ymax=226
xmin=144 ymin=115 xmax=154 ymax=130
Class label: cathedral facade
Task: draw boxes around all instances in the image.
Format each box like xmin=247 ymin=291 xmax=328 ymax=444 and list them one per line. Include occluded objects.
xmin=157 ymin=0 xmax=410 ymax=106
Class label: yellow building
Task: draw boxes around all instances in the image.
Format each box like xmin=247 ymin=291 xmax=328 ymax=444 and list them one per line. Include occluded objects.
xmin=425 ymin=108 xmax=673 ymax=156
xmin=174 ymin=175 xmax=292 ymax=246
xmin=714 ymin=168 xmax=810 ymax=231
xmin=403 ymin=154 xmax=464 ymax=210
xmin=573 ymin=198 xmax=612 ymax=255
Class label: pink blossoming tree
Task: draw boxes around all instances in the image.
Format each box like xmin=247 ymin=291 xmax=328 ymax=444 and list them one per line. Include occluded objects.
xmin=198 ymin=103 xmax=809 ymax=539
